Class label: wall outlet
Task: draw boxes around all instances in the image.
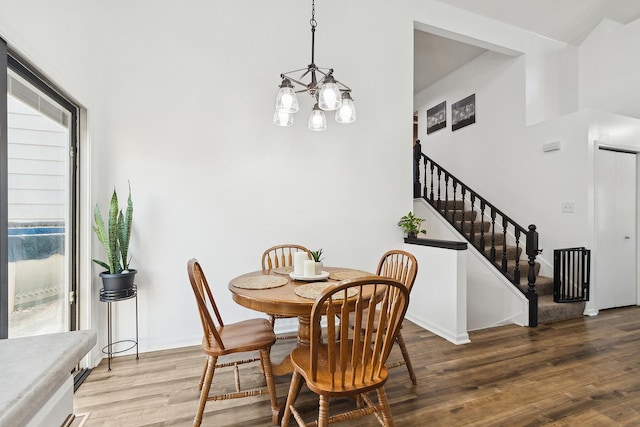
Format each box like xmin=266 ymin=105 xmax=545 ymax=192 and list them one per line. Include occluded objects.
xmin=561 ymin=202 xmax=574 ymax=213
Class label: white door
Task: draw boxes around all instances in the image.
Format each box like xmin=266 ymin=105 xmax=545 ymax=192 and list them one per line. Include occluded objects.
xmin=595 ymin=148 xmax=637 ymax=309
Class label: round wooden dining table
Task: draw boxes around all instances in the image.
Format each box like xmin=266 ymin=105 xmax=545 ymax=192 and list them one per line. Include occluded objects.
xmin=228 ymin=266 xmax=373 ymax=376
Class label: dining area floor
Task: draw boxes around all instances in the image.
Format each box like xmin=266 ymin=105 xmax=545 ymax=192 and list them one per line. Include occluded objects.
xmin=73 ymin=306 xmax=640 ymax=426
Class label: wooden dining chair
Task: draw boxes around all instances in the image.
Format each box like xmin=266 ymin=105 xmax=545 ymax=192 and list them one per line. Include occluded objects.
xmin=261 ymin=244 xmax=311 ymax=340
xmin=282 ymin=276 xmax=410 ymax=427
xmin=345 ymin=250 xmax=418 ymax=385
xmin=187 ymin=259 xmax=278 ymax=427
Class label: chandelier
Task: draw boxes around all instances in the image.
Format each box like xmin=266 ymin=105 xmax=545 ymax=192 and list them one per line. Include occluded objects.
xmin=273 ymin=0 xmax=356 ymax=131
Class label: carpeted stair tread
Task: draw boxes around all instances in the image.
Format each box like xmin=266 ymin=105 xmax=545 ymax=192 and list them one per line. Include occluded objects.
xmin=482 ymin=245 xmax=521 ymax=260
xmin=471 ymin=233 xmax=505 ymax=247
xmin=463 ymin=221 xmax=491 ymax=233
xmin=537 ymin=295 xmax=585 ymax=323
xmin=436 ymin=200 xmax=465 ymax=210
xmin=442 ymin=210 xmax=478 ymax=221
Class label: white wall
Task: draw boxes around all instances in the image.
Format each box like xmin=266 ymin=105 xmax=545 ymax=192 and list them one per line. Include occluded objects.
xmin=580 ymin=18 xmax=640 ymax=120
xmin=0 ymin=0 xmax=421 ymax=362
xmin=403 ymin=235 xmax=470 ymax=345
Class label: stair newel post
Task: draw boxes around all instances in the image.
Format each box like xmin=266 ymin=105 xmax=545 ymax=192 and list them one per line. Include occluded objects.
xmin=429 ymin=161 xmax=435 ymax=202
xmin=413 ymin=140 xmax=422 ymax=198
xmin=469 ymin=193 xmax=476 ymax=245
xmin=514 ymin=228 xmax=521 ymax=284
xmin=490 ymin=207 xmax=497 ymax=262
xmin=526 ymin=224 xmax=540 ymax=327
xmin=501 ymin=217 xmax=508 ymax=272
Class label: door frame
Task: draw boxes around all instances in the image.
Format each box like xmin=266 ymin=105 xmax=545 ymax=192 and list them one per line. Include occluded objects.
xmin=594 ymin=142 xmax=640 ymax=311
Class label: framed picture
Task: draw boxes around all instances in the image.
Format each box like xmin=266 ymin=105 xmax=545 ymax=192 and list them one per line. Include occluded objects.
xmin=426 ymin=101 xmax=446 ymax=134
xmin=451 ymin=94 xmax=475 ymax=131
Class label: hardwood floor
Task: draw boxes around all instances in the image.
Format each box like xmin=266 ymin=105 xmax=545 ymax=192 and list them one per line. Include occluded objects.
xmin=74 ymin=306 xmax=640 ymax=426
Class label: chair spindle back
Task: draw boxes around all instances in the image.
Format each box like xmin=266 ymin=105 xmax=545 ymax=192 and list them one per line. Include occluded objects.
xmin=377 ymin=249 xmax=418 ymax=292
xmin=261 ymin=244 xmax=311 ymax=270
xmin=187 ymin=258 xmax=226 ymax=351
xmin=309 ymin=277 xmax=409 ymax=386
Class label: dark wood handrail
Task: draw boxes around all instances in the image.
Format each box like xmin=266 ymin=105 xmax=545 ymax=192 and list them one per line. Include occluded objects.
xmin=413 ymin=140 xmax=540 ymax=326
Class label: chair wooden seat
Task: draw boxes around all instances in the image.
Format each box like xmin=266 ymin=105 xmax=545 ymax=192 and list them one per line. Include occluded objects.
xmin=187 ymin=259 xmax=278 ymax=426
xmin=282 ymin=276 xmax=410 ymax=427
xmin=205 ymin=318 xmax=275 ymax=355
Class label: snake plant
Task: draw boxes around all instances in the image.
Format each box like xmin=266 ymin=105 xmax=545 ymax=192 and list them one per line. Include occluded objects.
xmin=92 ymin=184 xmax=133 ymax=274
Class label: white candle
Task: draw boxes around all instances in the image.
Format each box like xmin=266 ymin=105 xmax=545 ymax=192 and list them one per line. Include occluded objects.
xmin=294 ymin=252 xmax=308 ymax=276
xmin=304 ymin=260 xmax=316 ymax=277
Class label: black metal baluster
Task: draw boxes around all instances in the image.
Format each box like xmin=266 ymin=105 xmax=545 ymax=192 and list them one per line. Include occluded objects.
xmin=429 ymin=161 xmax=435 ymax=202
xmin=490 ymin=207 xmax=497 ymax=262
xmin=460 ymin=187 xmax=466 ymax=232
xmin=422 ymin=157 xmax=428 ymax=203
xmin=480 ymin=200 xmax=486 ymax=252
xmin=451 ymin=179 xmax=457 ymax=225
xmin=514 ymin=228 xmax=521 ymax=284
xmin=436 ymin=168 xmax=442 ymax=211
xmin=501 ymin=218 xmax=508 ymax=272
xmin=444 ymin=173 xmax=450 ymax=219
xmin=469 ymin=193 xmax=476 ymax=246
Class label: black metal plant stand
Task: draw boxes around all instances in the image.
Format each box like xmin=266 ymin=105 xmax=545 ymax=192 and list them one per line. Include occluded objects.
xmin=100 ymin=285 xmax=139 ymax=370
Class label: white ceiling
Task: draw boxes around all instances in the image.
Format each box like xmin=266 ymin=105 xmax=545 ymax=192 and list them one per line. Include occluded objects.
xmin=414 ymin=0 xmax=640 ymax=94
xmin=414 ymin=31 xmax=487 ymax=94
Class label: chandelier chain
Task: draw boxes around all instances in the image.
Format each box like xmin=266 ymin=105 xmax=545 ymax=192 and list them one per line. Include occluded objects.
xmin=310 ymin=0 xmax=317 ymax=29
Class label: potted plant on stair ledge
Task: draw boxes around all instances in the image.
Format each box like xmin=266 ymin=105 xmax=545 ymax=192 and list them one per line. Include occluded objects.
xmin=398 ymin=212 xmax=427 ymax=239
xmin=92 ymin=184 xmax=135 ymax=292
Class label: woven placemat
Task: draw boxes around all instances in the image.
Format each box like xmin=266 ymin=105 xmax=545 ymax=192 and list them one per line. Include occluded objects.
xmin=328 ymin=269 xmax=373 ymax=281
xmin=295 ymin=283 xmax=358 ymax=300
xmin=231 ymin=275 xmax=288 ymax=290
xmin=271 ymin=266 xmax=293 ymax=275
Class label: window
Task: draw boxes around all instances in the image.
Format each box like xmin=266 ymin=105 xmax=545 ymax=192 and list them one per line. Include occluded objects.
xmin=1 ymin=38 xmax=79 ymax=339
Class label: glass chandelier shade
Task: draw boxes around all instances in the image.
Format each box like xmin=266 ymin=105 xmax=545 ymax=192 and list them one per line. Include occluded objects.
xmin=275 ymin=78 xmax=299 ymax=113
xmin=308 ymin=104 xmax=327 ymax=131
xmin=318 ymin=75 xmax=342 ymax=111
xmin=273 ymin=0 xmax=355 ymax=131
xmin=335 ymin=92 xmax=356 ymax=124
xmin=273 ymin=110 xmax=294 ymax=127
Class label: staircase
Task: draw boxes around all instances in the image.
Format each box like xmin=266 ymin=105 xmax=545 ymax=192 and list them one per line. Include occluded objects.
xmin=413 ymin=143 xmax=586 ymax=325
xmin=439 ymin=200 xmax=586 ymax=324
